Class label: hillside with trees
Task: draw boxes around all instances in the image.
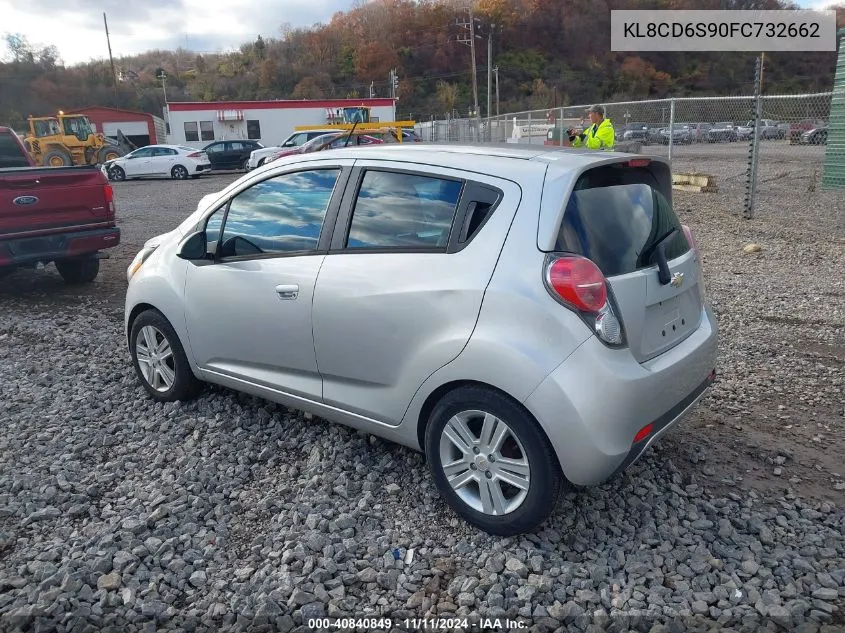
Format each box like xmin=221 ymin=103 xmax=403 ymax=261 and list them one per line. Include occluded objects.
xmin=1 ymin=0 xmax=843 ymax=130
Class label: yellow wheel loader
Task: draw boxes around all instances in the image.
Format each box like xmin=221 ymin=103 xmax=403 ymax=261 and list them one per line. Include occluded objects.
xmin=23 ymin=112 xmax=126 ymax=167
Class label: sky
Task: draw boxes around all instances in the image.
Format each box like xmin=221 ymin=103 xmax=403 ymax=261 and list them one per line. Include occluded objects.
xmin=0 ymin=0 xmax=360 ymax=65
xmin=0 ymin=0 xmax=834 ymax=66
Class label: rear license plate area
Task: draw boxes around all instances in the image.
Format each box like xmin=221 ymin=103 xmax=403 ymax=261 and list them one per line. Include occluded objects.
xmin=8 ymin=235 xmax=66 ymax=257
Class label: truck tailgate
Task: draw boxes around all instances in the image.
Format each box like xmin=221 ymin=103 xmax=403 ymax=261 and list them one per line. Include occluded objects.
xmin=0 ymin=167 xmax=112 ymax=238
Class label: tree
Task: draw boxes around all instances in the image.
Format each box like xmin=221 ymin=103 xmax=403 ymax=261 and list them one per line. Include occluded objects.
xmin=292 ymin=76 xmax=325 ymax=99
xmin=4 ymin=33 xmax=35 ymax=63
xmin=436 ymin=80 xmax=459 ymax=114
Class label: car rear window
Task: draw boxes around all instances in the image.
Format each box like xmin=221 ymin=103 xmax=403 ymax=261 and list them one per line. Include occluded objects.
xmin=555 ymin=164 xmax=690 ymax=277
xmin=0 ymin=132 xmax=31 ymax=168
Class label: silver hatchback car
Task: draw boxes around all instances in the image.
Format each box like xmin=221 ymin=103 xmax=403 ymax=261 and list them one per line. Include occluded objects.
xmin=125 ymin=144 xmax=718 ymax=536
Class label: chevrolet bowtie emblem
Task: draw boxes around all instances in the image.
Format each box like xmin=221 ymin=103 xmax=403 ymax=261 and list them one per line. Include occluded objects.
xmin=670 ymin=272 xmax=685 ymax=288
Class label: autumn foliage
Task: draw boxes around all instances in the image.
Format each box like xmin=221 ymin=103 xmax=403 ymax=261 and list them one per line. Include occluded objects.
xmin=0 ymin=0 xmax=841 ymax=129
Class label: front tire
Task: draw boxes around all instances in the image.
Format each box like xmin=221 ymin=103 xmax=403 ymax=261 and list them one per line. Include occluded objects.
xmin=171 ymin=165 xmax=189 ymax=180
xmin=55 ymin=257 xmax=99 ymax=284
xmin=43 ymin=149 xmax=73 ymax=167
xmin=424 ymin=386 xmax=561 ymax=536
xmin=108 ymin=165 xmax=126 ymax=181
xmin=130 ymin=309 xmax=202 ymax=402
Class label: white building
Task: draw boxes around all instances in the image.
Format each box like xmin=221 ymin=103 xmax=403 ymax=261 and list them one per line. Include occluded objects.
xmin=165 ymin=98 xmax=397 ymax=146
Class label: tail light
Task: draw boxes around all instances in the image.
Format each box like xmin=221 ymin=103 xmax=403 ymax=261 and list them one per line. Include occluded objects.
xmin=682 ymin=224 xmax=707 ymax=301
xmin=682 ymin=224 xmax=697 ymax=256
xmin=103 ymin=183 xmax=115 ymax=214
xmin=545 ymin=255 xmax=624 ymax=346
xmin=187 ymin=152 xmax=203 ymax=158
xmin=547 ymin=256 xmax=607 ymax=312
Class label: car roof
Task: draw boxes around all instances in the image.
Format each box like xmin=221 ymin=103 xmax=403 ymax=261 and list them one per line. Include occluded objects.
xmin=279 ymin=142 xmax=658 ymax=175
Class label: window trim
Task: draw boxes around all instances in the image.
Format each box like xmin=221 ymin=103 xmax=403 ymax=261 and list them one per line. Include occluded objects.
xmin=184 ymin=121 xmax=199 ymax=143
xmin=199 ymin=120 xmax=215 ymax=142
xmin=194 ymin=165 xmax=351 ymax=265
xmin=329 ymin=166 xmax=467 ymax=254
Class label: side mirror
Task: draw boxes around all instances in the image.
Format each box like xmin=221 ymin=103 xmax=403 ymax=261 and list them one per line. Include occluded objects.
xmin=176 ymin=230 xmax=208 ymax=260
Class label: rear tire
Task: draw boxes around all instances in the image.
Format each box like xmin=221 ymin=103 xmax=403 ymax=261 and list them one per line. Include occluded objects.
xmin=55 ymin=257 xmax=99 ymax=284
xmin=424 ymin=386 xmax=561 ymax=536
xmin=43 ymin=149 xmax=73 ymax=167
xmin=129 ymin=309 xmax=202 ymax=403
xmin=171 ymin=165 xmax=189 ymax=180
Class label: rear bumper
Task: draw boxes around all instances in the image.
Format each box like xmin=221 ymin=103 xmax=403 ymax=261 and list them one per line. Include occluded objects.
xmin=195 ymin=163 xmax=211 ymax=173
xmin=0 ymin=227 xmax=120 ymax=268
xmin=524 ymin=305 xmax=719 ymax=486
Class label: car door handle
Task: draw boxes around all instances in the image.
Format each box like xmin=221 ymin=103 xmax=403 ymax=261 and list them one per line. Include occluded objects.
xmin=275 ymin=284 xmax=299 ymax=300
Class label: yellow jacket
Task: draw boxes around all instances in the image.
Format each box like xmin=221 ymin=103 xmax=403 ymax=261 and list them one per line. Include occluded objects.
xmin=571 ymin=118 xmax=615 ymax=150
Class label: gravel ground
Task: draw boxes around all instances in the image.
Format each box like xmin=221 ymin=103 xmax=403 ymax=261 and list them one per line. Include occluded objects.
xmin=0 ymin=148 xmax=843 ymax=633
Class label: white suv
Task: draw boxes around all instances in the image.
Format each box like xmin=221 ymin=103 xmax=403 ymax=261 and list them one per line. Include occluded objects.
xmin=125 ymin=144 xmax=718 ymax=535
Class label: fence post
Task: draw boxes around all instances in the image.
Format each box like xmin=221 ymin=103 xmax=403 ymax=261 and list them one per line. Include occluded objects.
xmin=668 ymin=98 xmax=675 ymax=162
xmin=560 ymin=107 xmax=565 ymax=147
xmin=527 ymin=112 xmax=532 ymax=145
xmin=744 ymin=56 xmax=763 ymax=219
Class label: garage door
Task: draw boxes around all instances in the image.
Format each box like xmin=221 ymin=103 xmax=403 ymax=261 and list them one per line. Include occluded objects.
xmin=103 ymin=121 xmax=148 ymax=136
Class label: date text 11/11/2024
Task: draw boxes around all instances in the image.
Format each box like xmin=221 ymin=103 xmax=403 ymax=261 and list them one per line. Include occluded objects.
xmin=306 ymin=617 xmax=528 ymax=630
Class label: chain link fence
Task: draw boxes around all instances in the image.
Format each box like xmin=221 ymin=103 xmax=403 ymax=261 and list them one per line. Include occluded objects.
xmin=415 ymin=90 xmax=839 ymax=218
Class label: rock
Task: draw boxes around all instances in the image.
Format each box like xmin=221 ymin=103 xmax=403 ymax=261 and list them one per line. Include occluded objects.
xmin=811 ymin=588 xmax=839 ymax=601
xmin=385 ymin=483 xmax=401 ymax=494
xmin=189 ymin=570 xmax=207 ymax=587
xmin=741 ymin=560 xmax=760 ymax=576
xmin=505 ymin=558 xmax=529 ymax=578
xmin=356 ymin=568 xmax=378 ymax=583
xmin=743 ymin=243 xmax=762 ymax=254
xmin=96 ymin=572 xmax=121 ymax=591
xmin=485 ymin=554 xmax=505 ymax=573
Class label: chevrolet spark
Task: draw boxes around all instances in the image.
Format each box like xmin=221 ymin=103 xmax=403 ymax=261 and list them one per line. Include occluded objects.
xmin=125 ymin=144 xmax=718 ymax=536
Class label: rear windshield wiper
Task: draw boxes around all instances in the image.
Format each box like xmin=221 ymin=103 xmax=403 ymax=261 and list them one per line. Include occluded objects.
xmin=641 ymin=227 xmax=679 ymax=286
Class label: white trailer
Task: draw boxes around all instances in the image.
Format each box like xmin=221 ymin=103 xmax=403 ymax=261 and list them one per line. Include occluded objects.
xmin=165 ymin=98 xmax=397 ymax=147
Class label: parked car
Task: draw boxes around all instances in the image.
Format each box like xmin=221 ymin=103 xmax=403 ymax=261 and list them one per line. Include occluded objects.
xmin=736 ymin=119 xmax=783 ymax=141
xmin=659 ymin=124 xmax=693 ymax=144
xmin=247 ymin=130 xmax=336 ymax=170
xmin=203 ymin=139 xmax=263 ymax=171
xmin=685 ymin=123 xmax=712 ymax=143
xmin=124 ymin=144 xmax=718 ymax=535
xmin=103 ymin=145 xmax=211 ymax=181
xmin=799 ymin=125 xmax=828 ymax=145
xmin=707 ymin=122 xmax=739 ymax=143
xmin=789 ymin=119 xmax=827 ymax=144
xmin=267 ymin=131 xmax=384 ymax=164
xmin=618 ymin=122 xmax=650 ymax=143
xmin=0 ymin=126 xmax=120 ymax=283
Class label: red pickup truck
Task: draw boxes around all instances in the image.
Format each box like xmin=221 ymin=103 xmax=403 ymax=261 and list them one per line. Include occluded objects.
xmin=0 ymin=126 xmax=120 ymax=283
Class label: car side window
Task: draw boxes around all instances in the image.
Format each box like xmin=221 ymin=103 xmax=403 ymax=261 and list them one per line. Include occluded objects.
xmin=345 ymin=170 xmax=463 ymax=249
xmin=205 ymin=144 xmax=221 ymax=154
xmin=216 ymin=169 xmax=340 ymax=258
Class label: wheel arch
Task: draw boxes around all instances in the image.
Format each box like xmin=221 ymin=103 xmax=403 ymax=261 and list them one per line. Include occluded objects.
xmin=414 ymin=379 xmax=562 ymax=479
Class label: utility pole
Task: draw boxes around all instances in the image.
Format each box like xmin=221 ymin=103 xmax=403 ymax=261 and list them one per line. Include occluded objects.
xmin=457 ymin=10 xmax=481 ymax=118
xmin=493 ymin=65 xmax=500 ymax=117
xmin=156 ymin=69 xmax=168 ymax=104
xmin=103 ymin=13 xmax=119 ymax=107
xmin=486 ymin=24 xmax=495 ymax=120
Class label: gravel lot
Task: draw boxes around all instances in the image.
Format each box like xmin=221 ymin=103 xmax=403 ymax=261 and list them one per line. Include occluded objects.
xmin=0 ymin=145 xmax=843 ymax=632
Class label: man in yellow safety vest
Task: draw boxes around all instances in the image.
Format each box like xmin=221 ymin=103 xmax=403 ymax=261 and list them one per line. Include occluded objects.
xmin=568 ymin=104 xmax=615 ymax=150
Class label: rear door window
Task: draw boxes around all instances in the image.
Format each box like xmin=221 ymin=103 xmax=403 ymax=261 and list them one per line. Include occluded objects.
xmin=0 ymin=132 xmax=30 ymax=167
xmin=555 ymin=164 xmax=689 ymax=277
xmin=345 ymin=170 xmax=463 ymax=249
